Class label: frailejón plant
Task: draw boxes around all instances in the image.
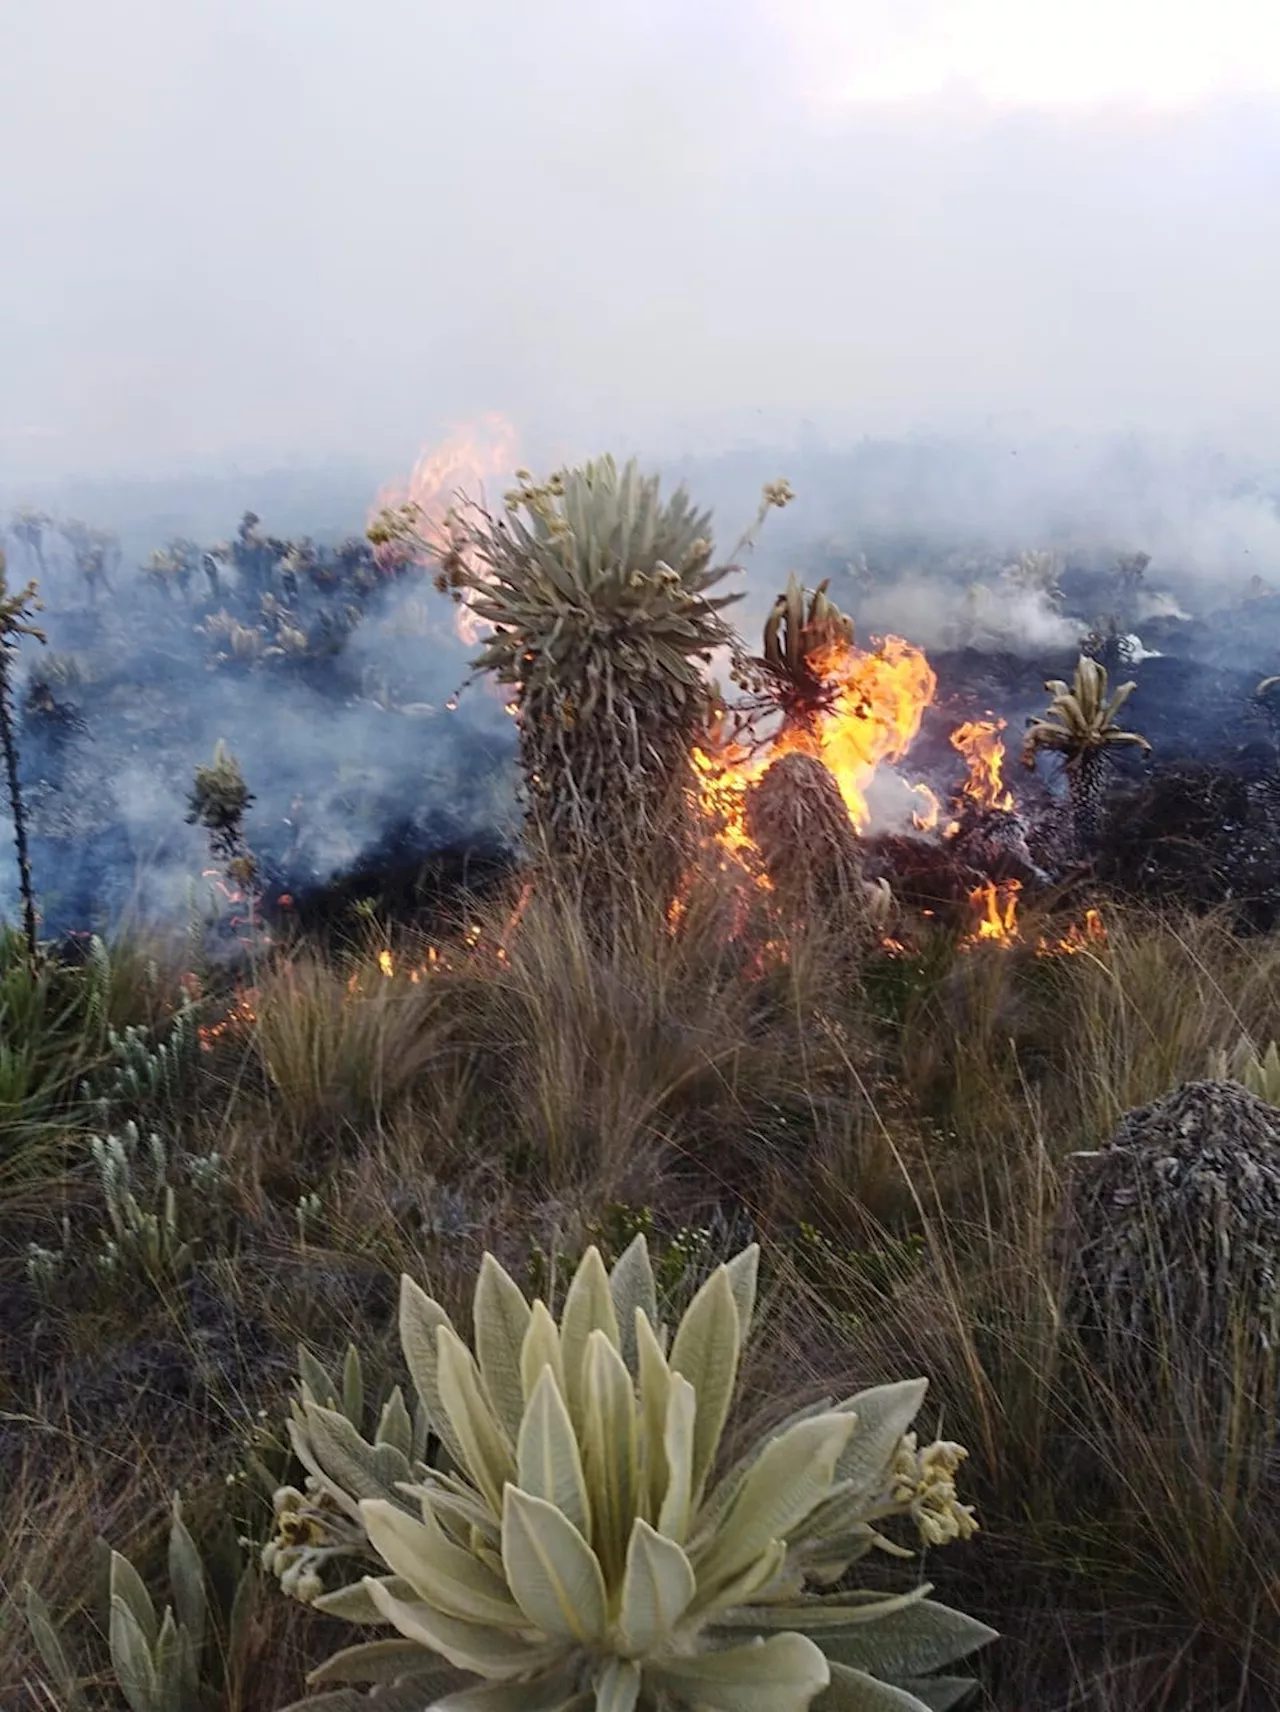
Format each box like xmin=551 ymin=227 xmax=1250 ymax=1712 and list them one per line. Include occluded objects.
xmin=26 ymin=1494 xmax=206 ymax=1712
xmin=1208 ymin=1035 xmax=1280 ymax=1106
xmin=25 ymin=1493 xmax=258 ymax=1712
xmin=266 ymin=1236 xmax=993 ymax=1710
xmin=1021 ymin=655 xmax=1150 ymax=854
xmin=371 ymin=459 xmax=790 ymax=893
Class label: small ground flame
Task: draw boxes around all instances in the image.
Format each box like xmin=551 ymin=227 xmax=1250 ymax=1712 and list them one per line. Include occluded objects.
xmin=967 ymin=879 xmax=1022 ymax=944
xmin=1038 ymin=907 xmax=1107 ymax=956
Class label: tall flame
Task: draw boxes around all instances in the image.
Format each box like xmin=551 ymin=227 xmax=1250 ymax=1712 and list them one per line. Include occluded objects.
xmin=950 ymin=718 xmax=1014 ymax=811
xmin=370 ymin=414 xmax=520 ymax=645
xmin=695 ymin=633 xmax=937 ymax=856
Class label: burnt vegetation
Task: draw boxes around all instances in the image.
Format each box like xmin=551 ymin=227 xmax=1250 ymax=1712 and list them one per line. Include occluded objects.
xmin=0 ymin=459 xmax=1279 ymax=1711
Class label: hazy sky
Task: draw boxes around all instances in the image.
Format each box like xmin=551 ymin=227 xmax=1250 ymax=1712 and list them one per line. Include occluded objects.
xmin=4 ymin=0 xmax=1280 ymax=484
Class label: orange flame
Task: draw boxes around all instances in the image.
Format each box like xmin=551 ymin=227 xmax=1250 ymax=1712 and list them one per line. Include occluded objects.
xmin=1038 ymin=906 xmax=1107 ymax=956
xmin=950 ymin=718 xmax=1014 ymax=812
xmin=967 ymin=879 xmax=1021 ymax=944
xmin=370 ymin=414 xmax=520 ymax=645
xmin=694 ymin=634 xmax=937 ymax=860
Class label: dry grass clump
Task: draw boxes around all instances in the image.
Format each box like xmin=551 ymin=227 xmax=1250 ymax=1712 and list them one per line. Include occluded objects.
xmin=1 ymin=879 xmax=1278 ymax=1709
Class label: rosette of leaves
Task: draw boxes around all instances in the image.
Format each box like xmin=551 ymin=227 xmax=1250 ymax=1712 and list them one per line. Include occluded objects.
xmin=377 ymin=457 xmax=742 ymax=887
xmin=268 ymin=1236 xmax=993 ymax=1711
xmin=25 ymin=1493 xmax=257 ymax=1712
xmin=751 ymin=574 xmax=856 ymax=734
xmin=1021 ymin=655 xmax=1150 ymax=855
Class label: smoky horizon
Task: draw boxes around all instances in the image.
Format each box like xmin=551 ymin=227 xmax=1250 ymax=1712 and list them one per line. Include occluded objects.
xmin=4 ymin=1 xmax=1280 ymax=486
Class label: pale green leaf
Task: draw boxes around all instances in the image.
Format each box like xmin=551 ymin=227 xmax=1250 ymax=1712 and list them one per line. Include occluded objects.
xmin=150 ymin=1608 xmax=185 ymax=1708
xmin=108 ymin=1594 xmax=160 ymax=1712
xmin=474 ymin=1254 xmax=533 ymax=1441
xmin=434 ymin=1671 xmax=592 ymax=1710
xmin=359 ymin=1499 xmax=523 ymax=1628
xmin=299 ymin=1401 xmax=413 ymax=1508
xmin=618 ymin=1519 xmax=696 ymax=1653
xmin=724 ymin=1243 xmax=760 ymax=1346
xmin=343 ymin=1344 xmax=365 ymax=1428
xmin=23 ymin=1584 xmax=85 ymax=1704
xmin=297 ymin=1343 xmax=335 ymax=1407
xmin=436 ymin=1326 xmax=517 ymax=1514
xmin=717 ymin=1587 xmax=932 ymax=1632
xmin=656 ymin=1374 xmax=697 ymax=1543
xmin=400 ymin=1276 xmax=465 ymax=1466
xmin=693 ymin=1536 xmax=788 ymax=1616
xmin=594 ymin=1656 xmax=642 ymax=1712
xmin=890 ymin=1677 xmax=981 ymax=1710
xmin=307 ymin=1637 xmax=447 ymax=1684
xmin=109 ymin=1551 xmax=158 ymax=1648
xmin=832 ymin=1381 xmax=928 ymax=1501
xmin=501 ymin=1486 xmax=608 ymax=1644
xmin=693 ymin=1415 xmax=856 ymax=1601
xmin=700 ymin=1399 xmax=837 ymax=1528
xmin=819 ymin=1600 xmax=996 ymax=1676
xmin=558 ymin=1248 xmax=621 ymax=1431
xmin=279 ymin=1669 xmax=469 ymax=1711
xmin=376 ymin=1387 xmax=414 ymax=1459
xmin=815 ymin=1662 xmax=934 ymax=1710
xmin=517 ymin=1366 xmax=592 ymax=1538
xmin=167 ymin=1494 xmax=207 ymax=1656
xmin=521 ymin=1301 xmax=567 ymax=1408
xmin=364 ymin=1578 xmax=562 ymax=1680
xmin=667 ymin=1266 xmax=742 ymax=1507
xmin=636 ymin=1311 xmax=671 ymax=1524
xmin=647 ymin=1632 xmax=830 ymax=1711
xmin=608 ymin=1237 xmax=657 ymax=1373
xmin=314 ymin=1576 xmax=416 ymax=1625
xmin=582 ymin=1330 xmax=639 ymax=1586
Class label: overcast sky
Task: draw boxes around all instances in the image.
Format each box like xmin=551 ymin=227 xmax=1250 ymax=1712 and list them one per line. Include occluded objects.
xmin=4 ymin=0 xmax=1280 ymax=484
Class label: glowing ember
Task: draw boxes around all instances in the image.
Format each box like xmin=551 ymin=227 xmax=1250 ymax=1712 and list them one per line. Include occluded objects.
xmin=695 ymin=633 xmax=937 ymax=857
xmin=369 ymin=414 xmax=520 ymax=645
xmin=198 ymin=988 xmax=258 ymax=1052
xmin=950 ymin=718 xmax=1014 ymax=812
xmin=968 ymin=879 xmax=1022 ymax=944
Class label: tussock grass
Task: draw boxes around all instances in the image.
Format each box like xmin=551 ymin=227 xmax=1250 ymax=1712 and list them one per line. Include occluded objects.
xmin=1 ymin=877 xmax=1277 ymax=1709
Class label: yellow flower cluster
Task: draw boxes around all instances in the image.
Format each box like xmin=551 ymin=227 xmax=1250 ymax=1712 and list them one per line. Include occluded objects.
xmin=891 ymin=1434 xmax=980 ymax=1547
